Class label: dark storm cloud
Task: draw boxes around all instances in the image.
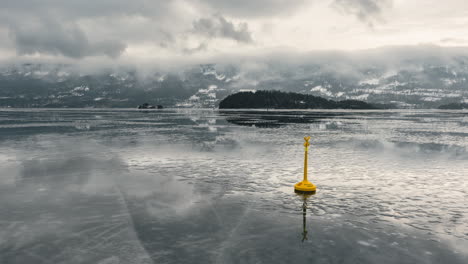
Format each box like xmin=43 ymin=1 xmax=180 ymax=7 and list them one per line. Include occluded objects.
xmin=198 ymin=0 xmax=307 ymax=17
xmin=10 ymin=18 xmax=126 ymax=58
xmin=332 ymin=0 xmax=392 ymax=26
xmin=192 ymin=15 xmax=253 ymax=43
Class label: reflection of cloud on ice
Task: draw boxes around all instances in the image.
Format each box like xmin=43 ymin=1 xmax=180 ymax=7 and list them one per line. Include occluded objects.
xmin=336 ymin=138 xmax=468 ymax=159
xmin=20 ymin=156 xmax=124 ymax=185
xmin=139 ymin=182 xmax=199 ymax=220
xmin=0 ymin=148 xmax=152 ymax=263
xmin=0 ymin=150 xmax=21 ymax=185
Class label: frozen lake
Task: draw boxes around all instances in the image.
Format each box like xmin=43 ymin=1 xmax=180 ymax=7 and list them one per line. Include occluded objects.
xmin=0 ymin=108 xmax=467 ymax=264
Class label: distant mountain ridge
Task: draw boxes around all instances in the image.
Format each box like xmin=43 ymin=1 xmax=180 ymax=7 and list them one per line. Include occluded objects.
xmin=1 ymin=48 xmax=468 ymax=108
xmin=219 ymin=91 xmax=378 ymax=109
xmin=0 ymin=63 xmax=233 ymax=108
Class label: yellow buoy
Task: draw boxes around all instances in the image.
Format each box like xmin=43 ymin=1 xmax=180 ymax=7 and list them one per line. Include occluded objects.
xmin=294 ymin=136 xmax=317 ymax=194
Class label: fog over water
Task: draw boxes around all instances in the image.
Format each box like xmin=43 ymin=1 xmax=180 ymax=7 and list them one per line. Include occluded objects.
xmin=0 ymin=109 xmax=467 ymax=264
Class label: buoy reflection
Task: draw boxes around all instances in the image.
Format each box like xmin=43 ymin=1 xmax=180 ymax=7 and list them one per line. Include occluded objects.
xmin=298 ymin=193 xmax=315 ymax=242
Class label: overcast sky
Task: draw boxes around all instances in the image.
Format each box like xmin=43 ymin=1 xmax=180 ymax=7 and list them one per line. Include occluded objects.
xmin=1 ymin=0 xmax=468 ymax=63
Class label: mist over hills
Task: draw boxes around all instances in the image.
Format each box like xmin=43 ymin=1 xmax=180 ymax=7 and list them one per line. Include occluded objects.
xmin=1 ymin=46 xmax=467 ymax=108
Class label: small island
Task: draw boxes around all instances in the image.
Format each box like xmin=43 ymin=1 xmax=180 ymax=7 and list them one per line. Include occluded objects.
xmin=137 ymin=103 xmax=163 ymax=109
xmin=219 ymin=90 xmax=378 ymax=109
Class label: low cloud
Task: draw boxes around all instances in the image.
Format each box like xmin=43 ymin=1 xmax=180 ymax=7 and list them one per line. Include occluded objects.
xmin=192 ymin=15 xmax=253 ymax=43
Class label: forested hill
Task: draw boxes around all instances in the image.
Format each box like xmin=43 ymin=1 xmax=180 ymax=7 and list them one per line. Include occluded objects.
xmin=219 ymin=91 xmax=378 ymax=109
xmin=438 ymin=103 xmax=468 ymax=109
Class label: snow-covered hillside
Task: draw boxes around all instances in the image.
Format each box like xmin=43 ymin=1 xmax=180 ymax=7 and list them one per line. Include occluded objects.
xmin=1 ymin=53 xmax=467 ymax=108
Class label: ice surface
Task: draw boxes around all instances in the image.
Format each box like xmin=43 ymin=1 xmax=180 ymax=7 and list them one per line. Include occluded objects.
xmin=0 ymin=108 xmax=467 ymax=263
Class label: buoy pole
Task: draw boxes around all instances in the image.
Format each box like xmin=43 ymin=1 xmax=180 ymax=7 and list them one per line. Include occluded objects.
xmin=304 ymin=139 xmax=309 ymax=182
xmin=294 ymin=136 xmax=317 ymax=194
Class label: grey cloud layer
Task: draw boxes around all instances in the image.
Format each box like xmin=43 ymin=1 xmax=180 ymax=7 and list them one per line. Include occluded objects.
xmin=0 ymin=0 xmax=261 ymax=59
xmin=1 ymin=0 xmax=173 ymax=19
xmin=11 ymin=18 xmax=126 ymax=58
xmin=332 ymin=0 xmax=392 ymax=26
xmin=197 ymin=0 xmax=307 ymax=17
xmin=0 ymin=0 xmax=413 ymax=61
xmin=192 ymin=15 xmax=253 ymax=43
xmin=0 ymin=0 xmax=185 ymax=58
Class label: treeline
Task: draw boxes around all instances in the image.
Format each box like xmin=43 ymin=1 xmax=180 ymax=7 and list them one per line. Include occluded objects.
xmin=219 ymin=90 xmax=378 ymax=109
xmin=438 ymin=103 xmax=468 ymax=109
